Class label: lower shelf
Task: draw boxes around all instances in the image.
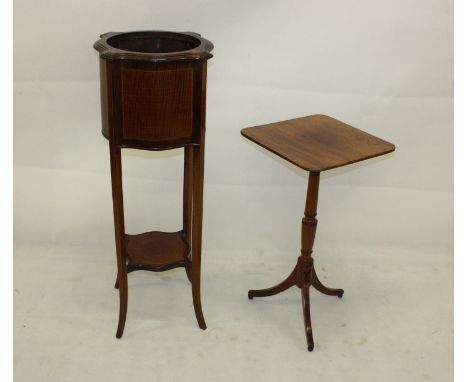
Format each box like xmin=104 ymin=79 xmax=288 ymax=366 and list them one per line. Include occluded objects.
xmin=125 ymin=230 xmax=190 ymax=272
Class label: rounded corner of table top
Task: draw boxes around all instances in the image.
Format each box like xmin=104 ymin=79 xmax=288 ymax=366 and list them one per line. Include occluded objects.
xmin=240 ymin=116 xmax=396 ymax=173
xmin=240 ymin=127 xmax=252 ymax=138
xmin=387 ymin=142 xmax=397 ymax=153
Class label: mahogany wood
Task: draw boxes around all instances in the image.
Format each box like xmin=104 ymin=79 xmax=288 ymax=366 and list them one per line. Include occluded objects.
xmin=125 ymin=231 xmax=189 ymax=271
xmin=95 ymin=31 xmax=213 ymax=337
xmin=244 ymin=116 xmax=394 ymax=351
xmin=191 ymin=136 xmax=207 ymax=329
xmin=241 ymin=114 xmax=395 ymax=172
xmin=109 ymin=144 xmax=127 ymax=338
xmin=120 ymin=62 xmax=195 ymax=143
xmin=183 ymin=146 xmax=194 ymax=283
xmin=94 ymin=31 xmax=213 ymax=63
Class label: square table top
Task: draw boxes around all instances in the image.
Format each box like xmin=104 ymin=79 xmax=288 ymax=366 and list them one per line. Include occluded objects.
xmin=241 ymin=115 xmax=395 ymax=172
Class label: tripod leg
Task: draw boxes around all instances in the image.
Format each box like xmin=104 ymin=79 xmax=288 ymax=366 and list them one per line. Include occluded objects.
xmin=310 ymin=263 xmax=344 ymax=298
xmin=248 ymin=266 xmax=297 ymax=299
xmin=301 ymin=286 xmax=314 ymax=351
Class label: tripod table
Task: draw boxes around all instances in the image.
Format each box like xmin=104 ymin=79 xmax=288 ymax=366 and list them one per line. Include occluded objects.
xmin=241 ymin=114 xmax=395 ymax=351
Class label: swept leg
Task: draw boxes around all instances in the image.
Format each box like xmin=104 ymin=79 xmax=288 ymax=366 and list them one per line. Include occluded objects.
xmin=115 ymin=270 xmax=128 ymax=338
xmin=248 ymin=266 xmax=297 ymax=299
xmin=109 ymin=144 xmax=128 ymax=338
xmin=191 ymin=139 xmax=207 ymax=330
xmin=310 ymin=263 xmax=344 ymax=298
xmin=183 ymin=146 xmax=194 ymax=284
xmin=301 ymin=286 xmax=314 ymax=351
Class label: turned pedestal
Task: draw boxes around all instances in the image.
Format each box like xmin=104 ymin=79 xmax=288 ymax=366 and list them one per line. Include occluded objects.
xmin=242 ymin=115 xmax=395 ymax=351
xmin=94 ymin=31 xmax=213 ymax=337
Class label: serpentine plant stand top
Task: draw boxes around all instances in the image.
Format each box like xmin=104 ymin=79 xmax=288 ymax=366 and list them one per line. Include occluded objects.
xmin=94 ymin=31 xmax=213 ymax=338
xmin=241 ymin=114 xmax=395 ymax=351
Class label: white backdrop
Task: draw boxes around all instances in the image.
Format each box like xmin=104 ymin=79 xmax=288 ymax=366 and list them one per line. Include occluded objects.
xmin=14 ymin=0 xmax=453 ymax=253
xmin=14 ymin=0 xmax=453 ymax=381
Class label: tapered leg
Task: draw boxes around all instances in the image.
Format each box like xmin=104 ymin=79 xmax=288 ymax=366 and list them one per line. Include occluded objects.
xmin=301 ymin=287 xmax=314 ymax=351
xmin=248 ymin=266 xmax=297 ymax=299
xmin=183 ymin=146 xmax=194 ymax=283
xmin=191 ymin=138 xmax=207 ymax=330
xmin=109 ymin=144 xmax=128 ymax=338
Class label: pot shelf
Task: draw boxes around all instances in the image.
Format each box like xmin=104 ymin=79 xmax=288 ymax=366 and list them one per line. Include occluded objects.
xmin=125 ymin=231 xmax=190 ymax=273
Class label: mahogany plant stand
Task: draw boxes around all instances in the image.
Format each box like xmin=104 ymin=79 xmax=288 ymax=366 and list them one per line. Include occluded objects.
xmin=241 ymin=115 xmax=395 ymax=351
xmin=94 ymin=31 xmax=213 ymax=338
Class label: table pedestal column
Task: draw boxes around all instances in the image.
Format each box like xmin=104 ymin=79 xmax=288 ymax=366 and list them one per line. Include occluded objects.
xmin=248 ymin=172 xmax=344 ymax=351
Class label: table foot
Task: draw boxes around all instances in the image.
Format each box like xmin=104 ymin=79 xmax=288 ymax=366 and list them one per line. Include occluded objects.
xmin=191 ymin=262 xmax=207 ymax=330
xmin=311 ymin=265 xmax=344 ymax=298
xmin=192 ymin=282 xmax=207 ymax=330
xmin=115 ymin=273 xmax=128 ymax=338
xmin=248 ymin=267 xmax=297 ymax=299
xmin=301 ymin=287 xmax=314 ymax=351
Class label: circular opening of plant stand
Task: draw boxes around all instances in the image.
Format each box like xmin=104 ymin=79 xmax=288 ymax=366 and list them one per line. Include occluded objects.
xmin=107 ymin=31 xmax=201 ymax=54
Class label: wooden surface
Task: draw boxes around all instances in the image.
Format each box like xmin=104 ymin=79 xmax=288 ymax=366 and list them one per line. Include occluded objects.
xmin=244 ymin=116 xmax=394 ymax=351
xmin=120 ymin=63 xmax=194 ymax=143
xmin=248 ymin=173 xmax=343 ymax=351
xmin=96 ymin=31 xmax=213 ymax=151
xmin=96 ymin=30 xmax=212 ymax=337
xmin=99 ymin=59 xmax=207 ymax=151
xmin=241 ymin=114 xmax=395 ymax=172
xmin=109 ymin=144 xmax=127 ymax=338
xmin=94 ymin=31 xmax=214 ymax=63
xmin=125 ymin=231 xmax=189 ymax=271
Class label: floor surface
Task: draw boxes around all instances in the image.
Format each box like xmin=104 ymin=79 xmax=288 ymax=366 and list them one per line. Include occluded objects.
xmin=14 ymin=243 xmax=453 ymax=382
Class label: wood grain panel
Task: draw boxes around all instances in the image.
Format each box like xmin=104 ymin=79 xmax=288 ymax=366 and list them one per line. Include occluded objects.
xmin=125 ymin=231 xmax=189 ymax=269
xmin=99 ymin=59 xmax=110 ymax=139
xmin=121 ymin=65 xmax=194 ymax=143
xmin=241 ymin=115 xmax=395 ymax=172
